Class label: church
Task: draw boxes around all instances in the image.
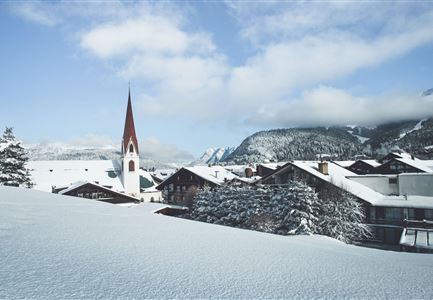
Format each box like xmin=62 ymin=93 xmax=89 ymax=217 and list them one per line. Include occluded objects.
xmin=27 ymin=89 xmax=162 ymax=204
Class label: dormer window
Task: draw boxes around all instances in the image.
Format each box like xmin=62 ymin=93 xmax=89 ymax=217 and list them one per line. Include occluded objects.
xmin=129 ymin=144 xmax=134 ymax=153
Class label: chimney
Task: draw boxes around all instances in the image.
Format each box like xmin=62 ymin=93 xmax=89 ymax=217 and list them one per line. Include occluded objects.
xmin=215 ymin=171 xmax=219 ymax=178
xmin=318 ymin=162 xmax=329 ymax=175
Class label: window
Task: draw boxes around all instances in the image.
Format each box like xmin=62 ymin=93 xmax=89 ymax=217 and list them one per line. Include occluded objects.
xmin=129 ymin=144 xmax=134 ymax=153
xmin=385 ymin=207 xmax=402 ymax=220
xmin=425 ymin=209 xmax=433 ymax=220
xmin=129 ymin=160 xmax=135 ymax=172
xmin=389 ymin=177 xmax=397 ymax=184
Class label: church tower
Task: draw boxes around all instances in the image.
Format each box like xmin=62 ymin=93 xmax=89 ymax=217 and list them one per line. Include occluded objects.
xmin=121 ymin=88 xmax=140 ymax=197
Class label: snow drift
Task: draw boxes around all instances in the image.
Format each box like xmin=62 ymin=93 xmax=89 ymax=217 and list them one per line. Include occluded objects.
xmin=1 ymin=186 xmax=433 ymax=298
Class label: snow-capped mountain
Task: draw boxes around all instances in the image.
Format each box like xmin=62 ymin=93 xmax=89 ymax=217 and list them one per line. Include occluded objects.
xmin=223 ymin=118 xmax=433 ymax=164
xmin=190 ymin=147 xmax=235 ymax=165
xmin=25 ymin=142 xmax=120 ymax=161
xmin=421 ymin=88 xmax=433 ymax=97
xmin=25 ymin=143 xmax=178 ymax=170
xmin=223 ymin=128 xmax=362 ymax=164
xmin=361 ymin=118 xmax=433 ymax=158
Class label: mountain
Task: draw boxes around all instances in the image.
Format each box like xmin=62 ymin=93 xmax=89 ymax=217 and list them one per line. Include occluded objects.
xmin=223 ymin=118 xmax=433 ymax=164
xmin=25 ymin=143 xmax=120 ymax=161
xmin=421 ymin=88 xmax=433 ymax=97
xmin=223 ymin=128 xmax=362 ymax=164
xmin=361 ymin=119 xmax=433 ymax=158
xmin=25 ymin=143 xmax=178 ymax=170
xmin=190 ymin=147 xmax=235 ymax=165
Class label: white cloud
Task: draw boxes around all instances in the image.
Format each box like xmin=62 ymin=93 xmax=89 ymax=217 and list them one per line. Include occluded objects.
xmin=11 ymin=2 xmax=58 ymax=26
xmin=139 ymin=137 xmax=194 ymax=162
xmin=80 ymin=18 xmax=215 ymax=59
xmin=250 ymin=86 xmax=433 ymax=127
xmin=228 ymin=2 xmax=433 ymax=45
xmin=12 ymin=1 xmax=433 ymax=128
xmin=69 ymin=134 xmax=116 ymax=148
xmin=78 ymin=2 xmax=433 ymax=125
xmin=227 ymin=26 xmax=433 ymax=107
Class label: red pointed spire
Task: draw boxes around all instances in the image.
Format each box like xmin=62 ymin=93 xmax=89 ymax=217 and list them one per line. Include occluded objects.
xmin=122 ymin=87 xmax=139 ymax=154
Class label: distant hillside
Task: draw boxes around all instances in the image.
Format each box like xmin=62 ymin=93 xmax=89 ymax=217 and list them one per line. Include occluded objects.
xmin=190 ymin=147 xmax=235 ymax=166
xmin=361 ymin=118 xmax=433 ymax=158
xmin=223 ymin=118 xmax=433 ymax=164
xmin=223 ymin=128 xmax=362 ymax=164
xmin=25 ymin=143 xmax=120 ymax=161
xmin=25 ymin=143 xmax=177 ymax=169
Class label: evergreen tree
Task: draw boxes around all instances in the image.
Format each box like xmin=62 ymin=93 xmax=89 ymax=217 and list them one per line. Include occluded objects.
xmin=286 ymin=181 xmax=320 ymax=235
xmin=189 ymin=181 xmax=321 ymax=235
xmin=318 ymin=184 xmax=371 ymax=243
xmin=188 ymin=180 xmax=370 ymax=243
xmin=0 ymin=127 xmax=33 ymax=188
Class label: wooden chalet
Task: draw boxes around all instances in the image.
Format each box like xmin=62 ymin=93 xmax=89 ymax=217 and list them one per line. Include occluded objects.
xmin=55 ymin=181 xmax=139 ymax=204
xmin=156 ymin=166 xmax=237 ymax=207
xmin=258 ymin=160 xmax=433 ymax=248
xmin=347 ymin=160 xmax=380 ymax=175
xmin=256 ymin=162 xmax=287 ymax=177
xmin=379 ymin=152 xmax=416 ymax=164
xmin=375 ymin=158 xmax=433 ymax=174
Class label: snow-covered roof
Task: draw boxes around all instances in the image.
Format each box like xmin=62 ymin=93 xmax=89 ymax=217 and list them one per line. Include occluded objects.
xmin=150 ymin=169 xmax=176 ymax=181
xmin=360 ymin=160 xmax=381 ymax=167
xmin=372 ymin=195 xmax=433 ymax=210
xmin=2 ymin=186 xmax=433 ymax=299
xmin=224 ymin=164 xmax=257 ymax=174
xmin=290 ymin=161 xmax=385 ymax=204
xmin=27 ymin=160 xmax=124 ymax=193
xmin=184 ymin=166 xmax=238 ymax=185
xmin=391 ymin=152 xmax=419 ymax=160
xmin=27 ymin=160 xmax=158 ymax=194
xmin=228 ymin=176 xmax=261 ymax=184
xmin=276 ymin=161 xmax=433 ymax=209
xmin=139 ymin=169 xmax=159 ymax=192
xmin=58 ymin=180 xmax=138 ymax=202
xmin=333 ymin=160 xmax=355 ymax=168
xmin=394 ymin=158 xmax=433 ymax=173
xmin=258 ymin=162 xmax=288 ymax=170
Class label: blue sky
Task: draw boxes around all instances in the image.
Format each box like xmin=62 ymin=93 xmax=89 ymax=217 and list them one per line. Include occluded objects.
xmin=1 ymin=1 xmax=433 ymax=161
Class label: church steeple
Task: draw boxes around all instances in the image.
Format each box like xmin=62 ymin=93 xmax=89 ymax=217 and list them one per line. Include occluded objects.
xmin=122 ymin=87 xmax=139 ymax=155
xmin=121 ymin=87 xmax=140 ymax=198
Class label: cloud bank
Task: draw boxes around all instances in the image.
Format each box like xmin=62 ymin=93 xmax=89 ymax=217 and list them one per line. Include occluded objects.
xmin=11 ymin=1 xmax=433 ymax=128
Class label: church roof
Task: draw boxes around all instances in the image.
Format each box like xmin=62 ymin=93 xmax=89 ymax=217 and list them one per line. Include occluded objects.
xmin=122 ymin=89 xmax=139 ymax=154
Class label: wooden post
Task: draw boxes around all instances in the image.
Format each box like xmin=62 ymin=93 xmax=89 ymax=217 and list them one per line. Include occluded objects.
xmin=427 ymin=231 xmax=430 ymax=246
xmin=414 ymin=230 xmax=418 ymax=246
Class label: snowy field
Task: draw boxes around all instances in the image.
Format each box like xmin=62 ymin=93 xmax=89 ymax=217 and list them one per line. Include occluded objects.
xmin=1 ymin=187 xmax=433 ymax=299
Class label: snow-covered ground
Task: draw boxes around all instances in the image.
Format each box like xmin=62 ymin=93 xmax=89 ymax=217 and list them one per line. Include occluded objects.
xmin=1 ymin=186 xmax=433 ymax=299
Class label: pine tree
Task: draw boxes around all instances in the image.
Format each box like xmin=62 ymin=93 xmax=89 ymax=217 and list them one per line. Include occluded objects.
xmin=0 ymin=127 xmax=33 ymax=188
xmin=286 ymin=181 xmax=320 ymax=235
xmin=318 ymin=184 xmax=371 ymax=243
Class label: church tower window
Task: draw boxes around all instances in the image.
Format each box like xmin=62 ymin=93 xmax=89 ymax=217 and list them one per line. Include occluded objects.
xmin=129 ymin=160 xmax=135 ymax=172
xmin=129 ymin=144 xmax=134 ymax=153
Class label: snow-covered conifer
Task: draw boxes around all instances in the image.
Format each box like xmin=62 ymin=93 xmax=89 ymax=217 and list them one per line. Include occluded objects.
xmin=286 ymin=181 xmax=320 ymax=235
xmin=0 ymin=127 xmax=33 ymax=188
xmin=189 ymin=181 xmax=321 ymax=235
xmin=189 ymin=180 xmax=369 ymax=243
xmin=318 ymin=184 xmax=371 ymax=243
